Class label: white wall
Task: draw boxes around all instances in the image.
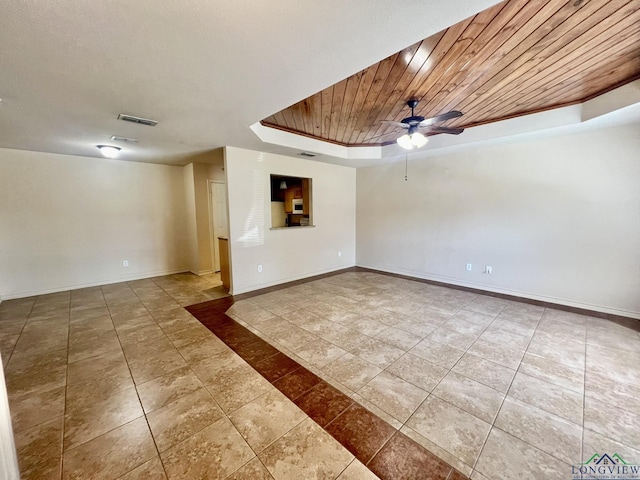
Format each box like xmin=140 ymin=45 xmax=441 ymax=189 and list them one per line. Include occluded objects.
xmin=224 ymin=147 xmax=356 ymax=294
xmin=356 ymin=124 xmax=640 ymax=318
xmin=0 ymin=148 xmax=190 ymax=299
xmin=0 ymin=352 xmax=19 ymax=480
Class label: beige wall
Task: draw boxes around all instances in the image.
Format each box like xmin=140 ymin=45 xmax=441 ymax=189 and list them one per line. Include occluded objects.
xmin=192 ymin=153 xmax=226 ymax=274
xmin=0 ymin=148 xmax=190 ymax=299
xmin=181 ymin=153 xmax=226 ymax=275
xmin=356 ymin=124 xmax=640 ymax=318
xmin=182 ymin=163 xmax=198 ymax=274
xmin=224 ymin=146 xmax=356 ymax=294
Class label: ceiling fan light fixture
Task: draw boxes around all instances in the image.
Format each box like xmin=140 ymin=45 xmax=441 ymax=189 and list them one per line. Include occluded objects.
xmin=397 ymin=134 xmax=414 ymax=150
xmin=397 ymin=132 xmax=428 ymax=150
xmin=411 ymin=131 xmax=428 ymax=148
xmin=97 ymin=145 xmax=121 ymax=158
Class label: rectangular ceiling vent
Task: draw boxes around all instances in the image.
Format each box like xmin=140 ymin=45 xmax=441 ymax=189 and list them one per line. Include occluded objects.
xmin=110 ymin=135 xmax=138 ymax=143
xmin=117 ymin=114 xmax=158 ymax=127
xmin=299 ymin=151 xmax=317 ymax=157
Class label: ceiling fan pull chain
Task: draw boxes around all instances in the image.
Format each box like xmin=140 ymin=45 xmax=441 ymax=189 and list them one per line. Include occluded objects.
xmin=405 ymin=152 xmax=408 ymax=181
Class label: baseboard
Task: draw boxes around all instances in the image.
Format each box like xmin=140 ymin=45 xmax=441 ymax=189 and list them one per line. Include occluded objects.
xmin=230 ymin=263 xmax=356 ymax=296
xmin=0 ymin=267 xmax=192 ymax=300
xmin=196 ymin=269 xmax=214 ymax=276
xmin=356 ymin=263 xmax=640 ymax=320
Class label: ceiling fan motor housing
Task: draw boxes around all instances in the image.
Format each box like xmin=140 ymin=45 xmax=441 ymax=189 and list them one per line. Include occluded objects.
xmin=402 ymin=99 xmax=425 ymax=125
xmin=402 ymin=115 xmax=425 ymax=126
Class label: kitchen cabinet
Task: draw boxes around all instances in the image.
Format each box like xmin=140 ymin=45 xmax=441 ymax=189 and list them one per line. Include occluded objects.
xmin=284 ymin=188 xmax=294 ymax=213
xmin=302 ymin=178 xmax=310 ymax=215
xmin=284 ymin=185 xmax=303 ymax=213
xmin=283 ymin=180 xmax=310 ymax=217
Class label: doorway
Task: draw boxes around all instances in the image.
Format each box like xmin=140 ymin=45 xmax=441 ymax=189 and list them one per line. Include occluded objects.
xmin=209 ymin=180 xmax=228 ymax=272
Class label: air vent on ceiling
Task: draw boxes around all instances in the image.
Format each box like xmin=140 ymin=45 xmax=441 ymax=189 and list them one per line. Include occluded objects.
xmin=117 ymin=113 xmax=158 ymax=127
xmin=299 ymin=151 xmax=317 ymax=157
xmin=110 ymin=135 xmax=138 ymax=143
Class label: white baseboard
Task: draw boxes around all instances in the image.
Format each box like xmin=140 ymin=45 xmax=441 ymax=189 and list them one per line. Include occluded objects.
xmin=0 ymin=267 xmax=192 ymax=300
xmin=357 ymin=263 xmax=640 ymax=320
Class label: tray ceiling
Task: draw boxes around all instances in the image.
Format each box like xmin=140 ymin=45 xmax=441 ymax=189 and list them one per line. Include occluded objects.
xmin=261 ymin=0 xmax=640 ymax=147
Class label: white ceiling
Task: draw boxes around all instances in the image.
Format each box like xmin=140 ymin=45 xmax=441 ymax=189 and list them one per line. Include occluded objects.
xmin=0 ymin=0 xmax=503 ymax=166
xmin=0 ymin=0 xmax=497 ymax=165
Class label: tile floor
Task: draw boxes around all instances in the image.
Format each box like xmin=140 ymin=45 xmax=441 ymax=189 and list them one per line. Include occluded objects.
xmin=185 ymin=297 xmax=465 ymax=479
xmin=1 ymin=269 xmax=639 ymax=479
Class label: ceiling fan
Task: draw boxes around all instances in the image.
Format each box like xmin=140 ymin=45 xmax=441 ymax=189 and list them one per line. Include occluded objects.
xmin=382 ymin=100 xmax=464 ymax=150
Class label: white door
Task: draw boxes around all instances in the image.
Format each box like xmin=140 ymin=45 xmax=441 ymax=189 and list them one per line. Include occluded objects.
xmin=209 ymin=182 xmax=228 ymax=272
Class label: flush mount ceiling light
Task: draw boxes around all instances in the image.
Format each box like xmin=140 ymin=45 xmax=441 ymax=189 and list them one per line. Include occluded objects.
xmin=97 ymin=145 xmax=121 ymax=158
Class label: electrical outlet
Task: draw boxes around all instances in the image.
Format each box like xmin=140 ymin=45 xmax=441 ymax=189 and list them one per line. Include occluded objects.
xmin=486 ymin=265 xmax=492 ymax=274
xmin=338 ymin=251 xmax=342 ymax=257
xmin=466 ymin=263 xmax=472 ymax=271
xmin=122 ymin=260 xmax=129 ymax=267
xmin=257 ymin=264 xmax=263 ymax=273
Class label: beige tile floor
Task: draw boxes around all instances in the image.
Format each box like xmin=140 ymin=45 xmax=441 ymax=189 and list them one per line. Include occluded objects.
xmin=227 ymin=271 xmax=640 ymax=479
xmin=1 ymin=270 xmax=639 ymax=479
xmin=1 ymin=273 xmax=375 ymax=480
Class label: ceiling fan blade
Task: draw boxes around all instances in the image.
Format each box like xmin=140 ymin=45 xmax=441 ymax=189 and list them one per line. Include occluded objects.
xmin=364 ymin=131 xmax=401 ymax=142
xmin=380 ymin=120 xmax=409 ymax=128
xmin=425 ymin=126 xmax=465 ymax=135
xmin=419 ymin=110 xmax=463 ymax=126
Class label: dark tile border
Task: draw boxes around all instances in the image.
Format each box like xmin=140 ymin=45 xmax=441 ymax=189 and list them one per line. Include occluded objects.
xmin=294 ymin=381 xmax=353 ymax=428
xmin=185 ymin=297 xmax=468 ymax=480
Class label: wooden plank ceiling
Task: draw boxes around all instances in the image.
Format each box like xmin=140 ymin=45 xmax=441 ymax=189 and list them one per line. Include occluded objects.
xmin=261 ymin=0 xmax=640 ymax=146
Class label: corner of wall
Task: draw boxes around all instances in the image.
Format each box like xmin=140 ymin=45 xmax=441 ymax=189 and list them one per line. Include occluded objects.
xmin=224 ymin=146 xmax=356 ymax=294
xmin=1 ymin=149 xmax=193 ymax=298
xmin=191 ymin=154 xmax=226 ymax=274
xmin=356 ymin=123 xmax=640 ymax=317
xmin=182 ymin=163 xmax=198 ymax=273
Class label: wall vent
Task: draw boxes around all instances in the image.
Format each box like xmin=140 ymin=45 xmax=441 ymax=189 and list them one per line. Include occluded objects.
xmin=299 ymin=151 xmax=317 ymax=157
xmin=110 ymin=135 xmax=138 ymax=143
xmin=117 ymin=114 xmax=158 ymax=126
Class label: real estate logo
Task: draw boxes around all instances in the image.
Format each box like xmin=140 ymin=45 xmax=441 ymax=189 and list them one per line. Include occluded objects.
xmin=572 ymin=453 xmax=640 ymax=479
